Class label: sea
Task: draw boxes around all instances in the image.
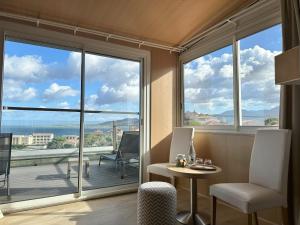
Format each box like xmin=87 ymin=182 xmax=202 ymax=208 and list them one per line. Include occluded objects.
xmin=0 ymin=125 xmax=133 ymax=136
xmin=215 ymin=115 xmax=266 ymax=125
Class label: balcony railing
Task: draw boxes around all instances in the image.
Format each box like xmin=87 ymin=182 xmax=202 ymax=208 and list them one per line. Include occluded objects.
xmin=10 ymin=146 xmax=114 ymax=167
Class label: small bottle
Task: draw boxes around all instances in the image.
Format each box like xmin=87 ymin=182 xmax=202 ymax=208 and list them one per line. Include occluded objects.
xmin=188 ymin=140 xmax=196 ymax=164
xmin=176 ymin=154 xmax=187 ymax=167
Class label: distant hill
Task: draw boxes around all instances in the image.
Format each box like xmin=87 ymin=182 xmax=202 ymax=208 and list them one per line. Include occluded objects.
xmin=90 ymin=118 xmax=139 ymax=127
xmin=219 ymin=106 xmax=279 ymax=118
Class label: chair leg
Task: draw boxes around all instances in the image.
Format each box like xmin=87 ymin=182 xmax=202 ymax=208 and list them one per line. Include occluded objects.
xmin=98 ymin=156 xmax=102 ymax=166
xmin=211 ymin=196 xmax=216 ymax=225
xmin=248 ymin=214 xmax=252 ymax=225
xmin=120 ymin=161 xmax=125 ymax=179
xmin=281 ymin=207 xmax=289 ymax=225
xmin=170 ymin=176 xmax=176 ymax=187
xmin=115 ymin=160 xmax=119 ymax=170
xmin=253 ymin=212 xmax=259 ymax=225
xmin=148 ymin=173 xmax=152 ymax=182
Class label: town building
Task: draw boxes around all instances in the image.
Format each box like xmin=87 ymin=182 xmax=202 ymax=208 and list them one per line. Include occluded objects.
xmin=63 ymin=135 xmax=79 ymax=146
xmin=32 ymin=133 xmax=54 ymax=145
xmin=12 ymin=135 xmax=33 ymax=145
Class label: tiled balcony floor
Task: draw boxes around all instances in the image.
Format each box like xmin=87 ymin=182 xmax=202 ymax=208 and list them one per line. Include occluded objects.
xmin=0 ymin=159 xmax=139 ymax=204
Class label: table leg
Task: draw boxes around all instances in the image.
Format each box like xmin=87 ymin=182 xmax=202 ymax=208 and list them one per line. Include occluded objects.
xmin=176 ymin=178 xmax=209 ymax=225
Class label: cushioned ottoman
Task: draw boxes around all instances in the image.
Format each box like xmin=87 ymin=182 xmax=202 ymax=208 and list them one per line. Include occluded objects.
xmin=137 ymin=181 xmax=177 ymax=225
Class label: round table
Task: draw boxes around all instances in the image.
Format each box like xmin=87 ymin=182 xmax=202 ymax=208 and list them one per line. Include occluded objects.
xmin=168 ymin=166 xmax=222 ymax=225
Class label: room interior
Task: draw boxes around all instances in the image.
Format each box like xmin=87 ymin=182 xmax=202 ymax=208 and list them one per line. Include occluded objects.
xmin=0 ymin=0 xmax=299 ymax=225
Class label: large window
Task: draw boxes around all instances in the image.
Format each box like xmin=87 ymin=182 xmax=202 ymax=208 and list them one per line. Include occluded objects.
xmin=183 ymin=45 xmax=234 ymax=126
xmin=240 ymin=25 xmax=282 ymax=126
xmin=182 ymin=24 xmax=282 ymax=129
xmin=0 ymin=39 xmax=141 ymax=204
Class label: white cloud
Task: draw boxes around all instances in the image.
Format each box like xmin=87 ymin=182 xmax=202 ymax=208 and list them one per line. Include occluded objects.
xmin=240 ymin=45 xmax=280 ymax=106
xmin=3 ymin=42 xmax=280 ymax=113
xmin=219 ymin=64 xmax=233 ymax=78
xmin=240 ymin=45 xmax=280 ymax=81
xmin=79 ymin=53 xmax=140 ymax=107
xmin=3 ymin=51 xmax=82 ymax=106
xmin=184 ymin=88 xmax=201 ymax=102
xmin=67 ymin=52 xmax=140 ymax=107
xmin=58 ymin=101 xmax=70 ymax=109
xmin=4 ymin=50 xmax=139 ymax=108
xmin=4 ymin=54 xmax=49 ymax=82
xmin=4 ymin=79 xmax=36 ymax=102
xmin=96 ymin=83 xmax=139 ymax=105
xmin=184 ymin=45 xmax=280 ymax=113
xmin=44 ymin=83 xmax=79 ymax=99
xmin=85 ymin=94 xmax=98 ymax=110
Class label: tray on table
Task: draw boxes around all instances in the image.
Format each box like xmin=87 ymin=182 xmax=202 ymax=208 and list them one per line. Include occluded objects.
xmin=189 ymin=164 xmax=217 ymax=171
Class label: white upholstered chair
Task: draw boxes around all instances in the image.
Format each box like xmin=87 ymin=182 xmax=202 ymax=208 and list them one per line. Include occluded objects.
xmin=147 ymin=127 xmax=194 ymax=186
xmin=210 ymin=129 xmax=292 ymax=225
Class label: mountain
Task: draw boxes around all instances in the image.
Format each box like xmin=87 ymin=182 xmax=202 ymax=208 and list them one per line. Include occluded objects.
xmin=94 ymin=118 xmax=139 ymax=127
xmin=219 ymin=106 xmax=279 ymax=118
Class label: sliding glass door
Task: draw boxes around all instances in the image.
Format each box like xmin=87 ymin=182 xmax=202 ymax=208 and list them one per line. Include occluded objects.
xmin=0 ymin=38 xmax=141 ymax=204
xmin=83 ymin=113 xmax=140 ymax=190
xmin=0 ymin=39 xmax=81 ymax=203
xmin=83 ymin=53 xmax=140 ymax=191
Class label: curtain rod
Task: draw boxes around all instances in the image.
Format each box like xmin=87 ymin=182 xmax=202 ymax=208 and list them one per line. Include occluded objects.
xmin=0 ymin=0 xmax=276 ymax=54
xmin=179 ymin=0 xmax=275 ymax=50
xmin=0 ymin=11 xmax=185 ymax=53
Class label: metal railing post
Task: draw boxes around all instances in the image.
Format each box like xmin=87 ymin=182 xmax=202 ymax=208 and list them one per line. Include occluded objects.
xmin=112 ymin=121 xmax=117 ymax=150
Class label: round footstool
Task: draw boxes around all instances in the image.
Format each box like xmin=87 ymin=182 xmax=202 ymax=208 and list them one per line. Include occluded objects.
xmin=137 ymin=181 xmax=177 ymax=225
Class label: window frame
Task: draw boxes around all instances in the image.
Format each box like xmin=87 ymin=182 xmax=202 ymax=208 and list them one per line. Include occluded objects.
xmin=179 ymin=7 xmax=282 ymax=132
xmin=2 ymin=38 xmax=143 ymax=194
xmin=0 ymin=19 xmax=151 ymax=210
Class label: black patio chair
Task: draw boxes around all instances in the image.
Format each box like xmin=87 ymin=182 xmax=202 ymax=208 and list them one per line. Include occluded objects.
xmin=0 ymin=133 xmax=13 ymax=196
xmin=99 ymin=131 xmax=139 ymax=179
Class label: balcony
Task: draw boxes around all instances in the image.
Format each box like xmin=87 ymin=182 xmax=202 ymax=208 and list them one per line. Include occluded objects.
xmin=0 ymin=146 xmax=139 ymax=204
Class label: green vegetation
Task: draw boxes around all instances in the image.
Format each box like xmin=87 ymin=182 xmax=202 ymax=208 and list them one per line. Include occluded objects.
xmin=63 ymin=143 xmax=74 ymax=148
xmin=47 ymin=137 xmax=67 ymax=149
xmin=264 ymin=117 xmax=279 ymax=126
xmin=84 ymin=133 xmax=112 ymax=147
xmin=186 ymin=120 xmax=203 ymax=126
xmin=12 ymin=144 xmax=26 ymax=149
xmin=13 ymin=133 xmax=115 ymax=150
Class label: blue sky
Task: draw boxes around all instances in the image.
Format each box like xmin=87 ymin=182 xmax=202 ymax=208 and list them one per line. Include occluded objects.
xmin=2 ymin=39 xmax=140 ymax=125
xmin=184 ymin=24 xmax=282 ymax=120
xmin=2 ymin=24 xmax=282 ymax=126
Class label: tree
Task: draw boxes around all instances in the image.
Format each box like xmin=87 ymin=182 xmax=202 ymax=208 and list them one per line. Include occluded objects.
xmin=84 ymin=133 xmax=113 ymax=147
xmin=12 ymin=144 xmax=26 ymax=150
xmin=63 ymin=143 xmax=74 ymax=148
xmin=47 ymin=137 xmax=66 ymax=149
xmin=84 ymin=133 xmax=101 ymax=147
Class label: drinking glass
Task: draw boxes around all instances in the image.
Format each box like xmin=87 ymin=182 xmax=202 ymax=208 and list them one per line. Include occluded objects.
xmin=196 ymin=158 xmax=204 ymax=165
xmin=204 ymin=159 xmax=212 ymax=165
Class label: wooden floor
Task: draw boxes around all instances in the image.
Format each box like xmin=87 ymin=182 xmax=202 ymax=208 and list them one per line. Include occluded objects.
xmin=1 ymin=189 xmax=271 ymax=225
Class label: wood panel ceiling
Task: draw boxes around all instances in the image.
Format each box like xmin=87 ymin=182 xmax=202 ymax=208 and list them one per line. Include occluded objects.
xmin=0 ymin=0 xmax=256 ymax=46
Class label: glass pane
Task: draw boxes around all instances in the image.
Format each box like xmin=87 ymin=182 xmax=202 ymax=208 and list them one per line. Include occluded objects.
xmin=3 ymin=40 xmax=81 ymax=109
xmin=240 ymin=25 xmax=282 ymax=126
xmin=183 ymin=45 xmax=234 ymax=126
xmin=82 ymin=113 xmax=140 ymax=191
xmin=0 ymin=110 xmax=80 ymax=203
xmin=85 ymin=53 xmax=140 ymax=112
